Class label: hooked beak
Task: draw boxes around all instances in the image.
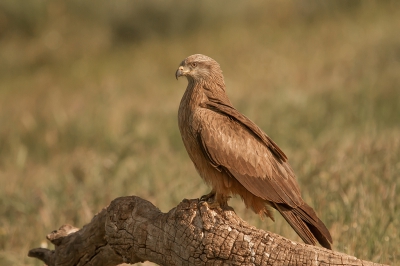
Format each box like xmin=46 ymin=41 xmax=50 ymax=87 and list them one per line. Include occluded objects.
xmin=175 ymin=66 xmax=189 ymax=80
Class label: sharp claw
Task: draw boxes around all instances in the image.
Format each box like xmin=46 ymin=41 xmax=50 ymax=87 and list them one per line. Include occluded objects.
xmin=199 ymin=191 xmax=216 ymax=202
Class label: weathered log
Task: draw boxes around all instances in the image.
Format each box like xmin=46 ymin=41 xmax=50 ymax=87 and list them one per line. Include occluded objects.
xmin=28 ymin=196 xmax=387 ymax=266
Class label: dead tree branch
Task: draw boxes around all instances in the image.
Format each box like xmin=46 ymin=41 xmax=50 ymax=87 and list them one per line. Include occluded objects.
xmin=28 ymin=196 xmax=387 ymax=266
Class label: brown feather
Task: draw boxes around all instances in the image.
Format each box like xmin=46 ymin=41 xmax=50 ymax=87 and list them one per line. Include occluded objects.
xmin=274 ymin=203 xmax=333 ymax=250
xmin=205 ymin=101 xmax=288 ymax=162
xmin=177 ymin=54 xmax=332 ymax=249
xmin=197 ymin=111 xmax=302 ymax=207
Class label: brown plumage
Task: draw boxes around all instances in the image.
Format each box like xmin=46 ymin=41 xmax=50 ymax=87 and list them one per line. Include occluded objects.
xmin=175 ymin=54 xmax=333 ymax=249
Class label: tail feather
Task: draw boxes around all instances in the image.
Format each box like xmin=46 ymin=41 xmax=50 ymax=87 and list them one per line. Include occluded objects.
xmin=273 ymin=202 xmax=332 ymax=250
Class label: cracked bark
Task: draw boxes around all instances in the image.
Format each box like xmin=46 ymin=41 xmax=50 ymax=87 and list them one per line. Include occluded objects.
xmin=28 ymin=196 xmax=387 ymax=266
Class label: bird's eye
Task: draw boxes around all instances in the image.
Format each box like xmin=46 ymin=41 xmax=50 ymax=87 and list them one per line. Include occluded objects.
xmin=191 ymin=62 xmax=197 ymax=68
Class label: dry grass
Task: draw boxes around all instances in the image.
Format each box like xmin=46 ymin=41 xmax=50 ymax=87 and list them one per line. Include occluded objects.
xmin=0 ymin=1 xmax=399 ymax=265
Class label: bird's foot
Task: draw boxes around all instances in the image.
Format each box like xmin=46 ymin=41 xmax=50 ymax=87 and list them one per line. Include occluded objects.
xmin=205 ymin=201 xmax=222 ymax=209
xmin=199 ymin=190 xmax=216 ymax=202
xmin=200 ymin=191 xmax=230 ymax=209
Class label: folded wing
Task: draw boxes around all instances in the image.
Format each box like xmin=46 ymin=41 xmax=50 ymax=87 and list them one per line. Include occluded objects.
xmin=198 ymin=101 xmax=302 ymax=208
xmin=197 ymin=100 xmax=333 ymax=249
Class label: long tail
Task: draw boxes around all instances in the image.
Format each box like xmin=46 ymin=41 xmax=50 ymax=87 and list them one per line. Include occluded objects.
xmin=273 ymin=202 xmax=333 ymax=250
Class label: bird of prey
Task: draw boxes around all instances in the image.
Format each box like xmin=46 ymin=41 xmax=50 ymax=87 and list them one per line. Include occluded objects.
xmin=175 ymin=54 xmax=333 ymax=250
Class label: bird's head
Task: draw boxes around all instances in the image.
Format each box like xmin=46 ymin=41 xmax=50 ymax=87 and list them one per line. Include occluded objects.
xmin=175 ymin=54 xmax=224 ymax=85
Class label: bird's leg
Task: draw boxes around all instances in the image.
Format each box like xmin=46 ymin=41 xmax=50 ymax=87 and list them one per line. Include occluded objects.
xmin=200 ymin=190 xmax=216 ymax=202
xmin=215 ymin=193 xmax=230 ymax=208
xmin=200 ymin=190 xmax=230 ymax=209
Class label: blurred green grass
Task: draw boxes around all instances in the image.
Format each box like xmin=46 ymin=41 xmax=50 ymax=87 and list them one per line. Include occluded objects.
xmin=0 ymin=1 xmax=399 ymax=265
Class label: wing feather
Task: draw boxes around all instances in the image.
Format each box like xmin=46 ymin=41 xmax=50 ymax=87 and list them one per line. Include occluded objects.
xmin=198 ymin=101 xmax=303 ymax=207
xmin=204 ymin=101 xmax=288 ymax=162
